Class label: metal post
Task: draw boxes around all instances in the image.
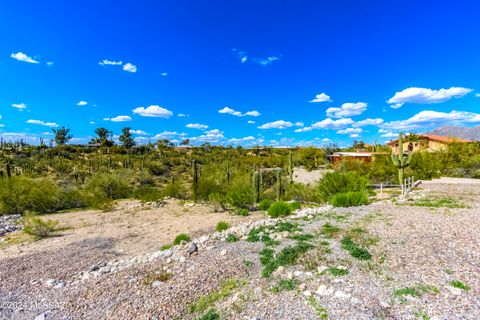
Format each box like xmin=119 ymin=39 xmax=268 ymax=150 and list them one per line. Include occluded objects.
xmin=380 ymin=183 xmax=383 ymax=197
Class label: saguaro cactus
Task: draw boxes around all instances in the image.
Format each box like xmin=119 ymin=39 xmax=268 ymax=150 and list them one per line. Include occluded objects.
xmin=5 ymin=162 xmax=11 ymax=178
xmin=288 ymin=152 xmax=294 ymax=184
xmin=276 ymin=169 xmax=282 ymax=201
xmin=192 ymin=159 xmax=199 ymax=203
xmin=253 ymin=171 xmax=261 ymax=203
xmin=391 ymin=132 xmax=412 ymax=185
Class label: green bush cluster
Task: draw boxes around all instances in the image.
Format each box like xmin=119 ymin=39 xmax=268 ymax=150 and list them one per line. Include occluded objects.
xmin=267 ymin=201 xmax=292 ymax=218
xmin=331 ymin=191 xmax=369 ymax=207
xmin=317 ymin=171 xmax=368 ymax=203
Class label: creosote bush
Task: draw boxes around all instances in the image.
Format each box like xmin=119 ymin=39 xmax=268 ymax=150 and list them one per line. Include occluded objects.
xmin=258 ymin=199 xmax=272 ymax=211
xmin=267 ymin=201 xmax=292 ymax=218
xmin=23 ymin=216 xmax=60 ymax=239
xmin=317 ymin=171 xmax=367 ymax=203
xmin=331 ymin=191 xmax=369 ymax=207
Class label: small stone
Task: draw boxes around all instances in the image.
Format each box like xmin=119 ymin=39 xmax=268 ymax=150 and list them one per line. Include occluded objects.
xmin=299 ymin=283 xmax=307 ymax=291
xmin=220 ymin=249 xmax=228 ymax=256
xmin=185 ymin=242 xmax=198 ymax=255
xmin=35 ymin=313 xmax=47 ymax=320
xmin=379 ymin=301 xmax=390 ymax=309
xmin=253 ymin=287 xmax=262 ymax=296
xmin=276 ymin=266 xmax=285 ymax=274
xmin=305 ymin=272 xmax=313 ymax=277
xmin=303 ymin=290 xmax=312 ymax=297
xmin=151 ymin=281 xmax=162 ymax=288
xmin=45 ymin=279 xmax=56 ymax=287
xmin=317 ymin=266 xmax=328 ymax=273
xmin=446 ymin=285 xmax=462 ymax=295
xmin=294 ymin=271 xmax=303 ymax=277
xmin=316 ymin=285 xmax=333 ymax=296
xmin=54 ymin=282 xmax=64 ymax=289
xmin=286 ymin=272 xmax=293 ymax=280
xmin=98 ymin=266 xmax=111 ymax=274
xmin=334 ymin=291 xmax=351 ymax=299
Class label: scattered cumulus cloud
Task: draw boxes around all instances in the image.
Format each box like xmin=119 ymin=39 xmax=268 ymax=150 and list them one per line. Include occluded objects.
xmin=46 ymin=61 xmax=54 ymax=66
xmin=326 ymin=102 xmax=367 ymax=118
xmin=178 ymin=113 xmax=188 ymax=117
xmin=186 ymin=123 xmax=208 ymax=130
xmin=132 ymin=105 xmax=173 ymax=118
xmin=247 ymin=120 xmax=255 ymax=124
xmin=12 ymin=103 xmax=27 ymax=110
xmin=77 ymin=101 xmax=88 ymax=106
xmin=253 ymin=56 xmax=280 ymax=66
xmin=294 ymin=122 xmax=304 ymax=127
xmin=387 ymin=87 xmax=472 ymax=108
xmin=10 ymin=52 xmax=39 ymax=64
xmin=123 ymin=63 xmax=137 ymax=73
xmin=337 ymin=127 xmax=362 ymax=134
xmin=232 ymin=49 xmax=248 ymax=63
xmin=475 ymin=93 xmax=480 ymax=97
xmin=232 ymin=49 xmax=280 ymax=66
xmin=218 ymin=107 xmax=261 ymax=117
xmin=309 ymin=93 xmax=331 ymax=103
xmin=103 ymin=115 xmax=132 ymax=122
xmin=349 ymin=133 xmax=359 ymax=138
xmin=161 ymin=72 xmax=168 ymax=76
xmin=296 ymin=118 xmax=354 ymax=132
xmin=130 ymin=129 xmax=147 ymax=135
xmin=353 ymin=118 xmax=384 ymax=127
xmin=322 ymin=138 xmax=331 ymax=142
xmin=258 ymin=120 xmax=293 ymax=130
xmin=99 ymin=59 xmax=123 ymax=66
xmin=383 ymin=110 xmax=480 ymax=130
xmin=380 ymin=131 xmax=398 ymax=138
xmin=228 ymin=136 xmax=256 ymax=144
xmin=26 ymin=119 xmax=58 ymax=127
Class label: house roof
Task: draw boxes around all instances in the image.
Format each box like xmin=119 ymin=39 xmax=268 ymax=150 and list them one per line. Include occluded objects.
xmin=387 ymin=134 xmax=471 ymax=145
xmin=328 ymin=152 xmax=386 ymax=158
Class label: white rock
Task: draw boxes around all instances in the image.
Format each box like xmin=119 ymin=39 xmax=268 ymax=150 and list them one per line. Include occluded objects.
xmin=337 ymin=265 xmax=347 ymax=270
xmin=305 ymin=272 xmax=313 ymax=277
xmin=286 ymin=272 xmax=293 ymax=280
xmin=316 ymin=285 xmax=333 ymax=296
xmin=299 ymin=283 xmax=307 ymax=291
xmin=294 ymin=271 xmax=303 ymax=277
xmin=317 ymin=266 xmax=328 ymax=273
xmin=44 ymin=279 xmax=56 ymax=287
xmin=34 ymin=313 xmax=47 ymax=320
xmin=303 ymin=290 xmax=312 ymax=297
xmin=446 ymin=285 xmax=462 ymax=295
xmin=334 ymin=290 xmax=351 ymax=299
xmin=151 ymin=281 xmax=162 ymax=288
xmin=220 ymin=249 xmax=228 ymax=256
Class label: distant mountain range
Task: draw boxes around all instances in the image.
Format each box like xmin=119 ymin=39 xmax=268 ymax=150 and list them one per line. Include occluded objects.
xmin=425 ymin=126 xmax=480 ymax=141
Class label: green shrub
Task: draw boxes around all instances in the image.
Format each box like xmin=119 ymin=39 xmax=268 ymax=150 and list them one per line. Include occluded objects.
xmin=330 ymin=191 xmax=369 ymax=207
xmin=317 ymin=171 xmax=367 ymax=202
xmin=134 ymin=186 xmax=163 ymax=202
xmin=215 ymin=221 xmax=230 ymax=232
xmin=289 ymin=201 xmax=301 ymax=211
xmin=341 ymin=236 xmax=371 ymax=260
xmin=160 ymin=244 xmax=172 ymax=251
xmin=23 ymin=216 xmax=60 ymax=239
xmin=196 ymin=309 xmax=220 ymax=320
xmin=267 ymin=201 xmax=292 ymax=218
xmin=56 ymin=187 xmax=86 ymax=211
xmin=225 ymin=234 xmax=239 ymax=242
xmin=285 ymin=183 xmax=319 ymax=203
xmin=173 ymin=233 xmax=191 ymax=245
xmin=226 ymin=184 xmax=254 ymax=209
xmin=258 ymin=199 xmax=272 ymax=210
xmin=236 ymin=208 xmax=250 ymax=216
xmin=84 ymin=172 xmax=132 ymax=200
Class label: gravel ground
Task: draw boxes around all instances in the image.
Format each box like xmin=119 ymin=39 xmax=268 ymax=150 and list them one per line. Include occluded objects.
xmin=1 ymin=183 xmax=479 ymax=320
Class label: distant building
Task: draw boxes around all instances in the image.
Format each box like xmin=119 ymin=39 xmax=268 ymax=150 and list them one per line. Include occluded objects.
xmin=327 ymin=152 xmax=387 ymax=164
xmin=387 ymin=134 xmax=471 ymax=154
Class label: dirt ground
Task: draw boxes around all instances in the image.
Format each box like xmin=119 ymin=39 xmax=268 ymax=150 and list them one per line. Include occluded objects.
xmin=0 ymin=199 xmax=263 ymax=259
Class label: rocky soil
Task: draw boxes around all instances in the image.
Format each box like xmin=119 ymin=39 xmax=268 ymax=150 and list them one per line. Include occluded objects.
xmin=1 ymin=183 xmax=479 ymax=320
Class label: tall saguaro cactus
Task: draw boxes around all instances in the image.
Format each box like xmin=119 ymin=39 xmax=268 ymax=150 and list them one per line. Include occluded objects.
xmin=276 ymin=169 xmax=282 ymax=201
xmin=253 ymin=170 xmax=261 ymax=203
xmin=391 ymin=132 xmax=412 ymax=185
xmin=288 ymin=152 xmax=294 ymax=184
xmin=192 ymin=159 xmax=199 ymax=203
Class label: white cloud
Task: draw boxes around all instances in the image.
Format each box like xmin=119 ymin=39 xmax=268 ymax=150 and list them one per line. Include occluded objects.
xmin=475 ymin=93 xmax=480 ymax=97
xmin=353 ymin=118 xmax=384 ymax=127
xmin=46 ymin=61 xmax=54 ymax=66
xmin=253 ymin=56 xmax=280 ymax=66
xmin=380 ymin=131 xmax=398 ymax=138
xmin=161 ymin=72 xmax=168 ymax=76
xmin=186 ymin=123 xmax=208 ymax=130
xmin=258 ymin=120 xmax=293 ymax=130
xmin=12 ymin=103 xmax=27 ymax=110
xmin=294 ymin=122 xmax=304 ymax=127
xmin=130 ymin=129 xmax=147 ymax=135
xmin=89 ymin=121 xmax=95 ymax=125
xmin=383 ymin=110 xmax=480 ymax=130
xmin=247 ymin=120 xmax=255 ymax=124
xmin=152 ymin=131 xmax=183 ymax=139
xmin=77 ymin=101 xmax=88 ymax=106
xmin=326 ymin=102 xmax=367 ymax=118
xmin=123 ymin=62 xmax=137 ymax=73
xmin=313 ymin=118 xmax=354 ymax=129
xmin=218 ymin=107 xmax=260 ymax=117
xmin=322 ymin=138 xmax=331 ymax=142
xmin=233 ymin=49 xmax=248 ymax=63
xmin=10 ymin=52 xmax=39 ymax=64
xmin=132 ymin=105 xmax=173 ymax=118
xmin=178 ymin=113 xmax=188 ymax=117
xmin=309 ymin=93 xmax=331 ymax=103
xmin=349 ymin=134 xmax=359 ymax=138
xmin=387 ymin=87 xmax=473 ymax=108
xmin=190 ymin=129 xmax=225 ymax=143
xmin=103 ymin=115 xmax=132 ymax=122
xmin=294 ymin=127 xmax=313 ymax=133
xmin=337 ymin=127 xmax=362 ymax=134
xmin=26 ymin=119 xmax=58 ymax=127
xmin=228 ymin=136 xmax=256 ymax=144
xmin=99 ymin=59 xmax=123 ymax=66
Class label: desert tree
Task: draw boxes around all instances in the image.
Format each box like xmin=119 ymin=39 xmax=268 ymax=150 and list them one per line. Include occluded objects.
xmin=119 ymin=127 xmax=135 ymax=149
xmin=52 ymin=126 xmax=73 ymax=146
xmin=90 ymin=127 xmax=114 ymax=146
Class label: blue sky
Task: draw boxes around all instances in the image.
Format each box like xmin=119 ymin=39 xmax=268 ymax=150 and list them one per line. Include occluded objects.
xmin=1 ymin=0 xmax=480 ymax=146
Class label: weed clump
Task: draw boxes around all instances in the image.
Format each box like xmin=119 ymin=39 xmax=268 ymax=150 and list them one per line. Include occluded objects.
xmin=260 ymin=242 xmax=314 ymax=277
xmin=215 ymin=221 xmax=230 ymax=232
xmin=331 ymin=191 xmax=369 ymax=207
xmin=190 ymin=278 xmax=244 ymax=313
xmin=23 ymin=216 xmax=60 ymax=239
xmin=258 ymin=199 xmax=272 ymax=210
xmin=341 ymin=236 xmax=371 ymax=260
xmin=450 ymin=280 xmax=471 ymax=291
xmin=267 ymin=201 xmax=292 ymax=218
xmin=173 ymin=233 xmax=191 ymax=245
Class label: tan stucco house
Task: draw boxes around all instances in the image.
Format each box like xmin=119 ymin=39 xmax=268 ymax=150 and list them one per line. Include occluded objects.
xmin=387 ymin=134 xmax=471 ymax=154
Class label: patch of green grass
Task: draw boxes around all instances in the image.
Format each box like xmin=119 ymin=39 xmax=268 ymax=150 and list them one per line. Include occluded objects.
xmin=340 ymin=236 xmax=371 ymax=260
xmin=450 ymin=280 xmax=471 ymax=291
xmin=409 ymin=197 xmax=465 ymax=208
xmin=288 ymin=234 xmax=315 ymax=241
xmin=307 ymin=296 xmax=328 ymax=319
xmin=243 ymin=260 xmax=253 ymax=268
xmin=325 ymin=267 xmax=349 ymax=276
xmin=394 ymin=284 xmax=440 ymax=300
xmin=246 ymin=226 xmax=269 ymax=242
xmin=173 ymin=233 xmax=191 ymax=245
xmin=190 ymin=278 xmax=244 ymax=313
xmin=260 ymin=242 xmax=314 ymax=277
xmin=262 ymin=235 xmax=280 ymax=247
xmin=142 ymin=271 xmax=172 ymax=285
xmin=160 ymin=244 xmax=172 ymax=251
xmin=415 ymin=311 xmax=430 ymax=320
xmin=225 ymin=233 xmax=239 ymax=243
xmin=275 ymin=221 xmax=299 ymax=232
xmin=215 ymin=221 xmax=230 ymax=232
xmin=196 ymin=309 xmax=220 ymax=320
xmin=444 ymin=268 xmax=454 ymax=275
xmin=320 ymin=223 xmax=340 ymax=238
xmin=271 ymin=279 xmax=297 ymax=293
